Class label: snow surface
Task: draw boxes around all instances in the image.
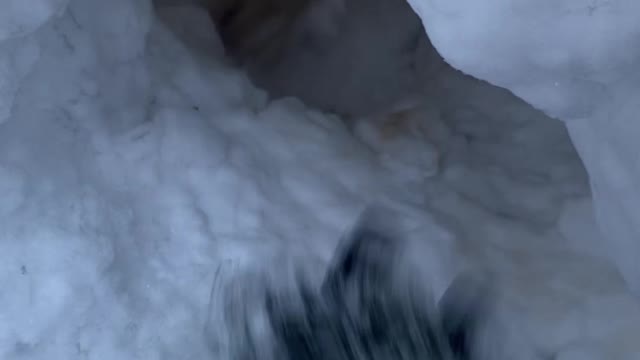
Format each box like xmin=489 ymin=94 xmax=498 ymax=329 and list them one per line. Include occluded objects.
xmin=405 ymin=0 xmax=640 ymax=294
xmin=0 ymin=0 xmax=639 ymax=359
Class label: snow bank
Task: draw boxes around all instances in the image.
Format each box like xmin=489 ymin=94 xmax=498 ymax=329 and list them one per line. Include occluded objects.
xmin=406 ymin=0 xmax=640 ymax=294
xmin=1 ymin=0 xmax=640 ymax=358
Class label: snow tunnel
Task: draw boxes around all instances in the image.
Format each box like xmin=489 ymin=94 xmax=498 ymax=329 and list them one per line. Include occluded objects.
xmin=1 ymin=0 xmax=639 ymax=358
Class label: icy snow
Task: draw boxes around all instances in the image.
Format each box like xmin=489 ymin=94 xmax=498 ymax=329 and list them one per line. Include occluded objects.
xmin=0 ymin=0 xmax=639 ymax=359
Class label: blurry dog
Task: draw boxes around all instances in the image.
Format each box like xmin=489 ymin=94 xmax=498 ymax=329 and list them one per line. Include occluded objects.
xmin=205 ymin=207 xmax=490 ymax=359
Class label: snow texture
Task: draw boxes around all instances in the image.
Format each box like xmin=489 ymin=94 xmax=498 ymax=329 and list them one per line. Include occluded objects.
xmin=0 ymin=0 xmax=638 ymax=359
xmin=406 ymin=0 xmax=640 ymax=295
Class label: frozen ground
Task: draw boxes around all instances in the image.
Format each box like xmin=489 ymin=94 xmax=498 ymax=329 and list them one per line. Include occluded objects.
xmin=1 ymin=0 xmax=640 ymax=359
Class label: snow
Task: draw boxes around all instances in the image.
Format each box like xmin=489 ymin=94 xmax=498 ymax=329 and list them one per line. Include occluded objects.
xmin=405 ymin=0 xmax=640 ymax=295
xmin=0 ymin=0 xmax=639 ymax=359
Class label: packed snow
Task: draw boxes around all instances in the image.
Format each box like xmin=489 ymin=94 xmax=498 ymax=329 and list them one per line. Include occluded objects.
xmin=0 ymin=0 xmax=639 ymax=359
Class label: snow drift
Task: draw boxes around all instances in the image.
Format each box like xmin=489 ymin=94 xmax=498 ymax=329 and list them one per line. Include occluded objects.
xmin=0 ymin=0 xmax=640 ymax=359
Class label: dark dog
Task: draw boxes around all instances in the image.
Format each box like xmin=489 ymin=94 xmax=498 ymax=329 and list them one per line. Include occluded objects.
xmin=205 ymin=207 xmax=490 ymax=359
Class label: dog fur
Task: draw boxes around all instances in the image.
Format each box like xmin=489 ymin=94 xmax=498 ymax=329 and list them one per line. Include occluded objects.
xmin=205 ymin=207 xmax=491 ymax=359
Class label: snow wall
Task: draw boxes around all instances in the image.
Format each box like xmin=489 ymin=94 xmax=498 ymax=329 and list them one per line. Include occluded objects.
xmin=404 ymin=0 xmax=640 ymax=294
xmin=3 ymin=0 xmax=632 ymax=295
